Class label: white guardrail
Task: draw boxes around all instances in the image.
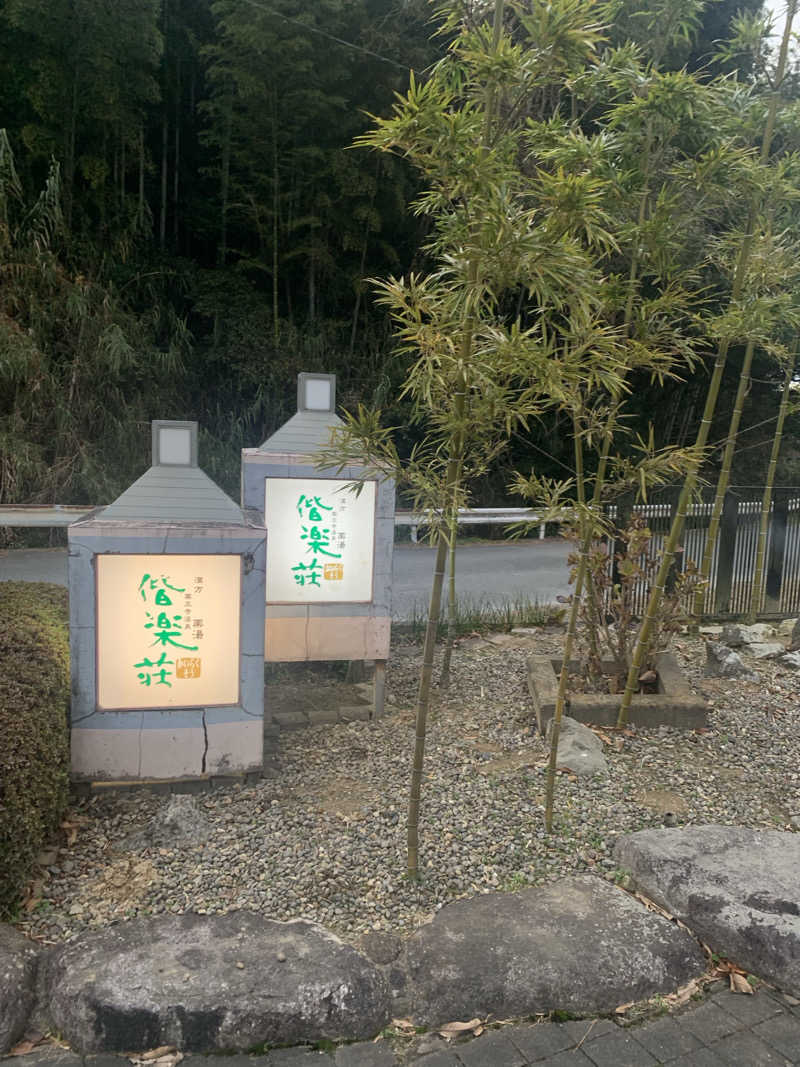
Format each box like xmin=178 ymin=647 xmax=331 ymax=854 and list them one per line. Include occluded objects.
xmin=0 ymin=504 xmax=555 ymax=539
xmin=0 ymin=505 xmax=98 ymax=526
xmin=395 ymin=507 xmax=552 ymax=542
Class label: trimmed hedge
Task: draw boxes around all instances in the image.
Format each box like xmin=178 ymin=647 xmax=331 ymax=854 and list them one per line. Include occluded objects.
xmin=0 ymin=582 xmax=70 ymax=917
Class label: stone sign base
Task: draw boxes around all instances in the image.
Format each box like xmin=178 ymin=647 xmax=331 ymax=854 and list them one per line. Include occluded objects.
xmin=527 ymin=653 xmax=708 ymax=733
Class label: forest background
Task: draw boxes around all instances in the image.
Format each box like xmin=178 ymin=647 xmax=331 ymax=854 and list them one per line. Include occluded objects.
xmin=0 ymin=0 xmax=796 ymax=523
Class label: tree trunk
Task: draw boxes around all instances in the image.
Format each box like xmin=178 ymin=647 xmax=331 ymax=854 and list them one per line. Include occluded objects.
xmin=138 ymin=127 xmax=145 ymax=226
xmin=159 ymin=110 xmax=168 ymax=250
xmin=218 ymin=86 xmax=232 ymax=267
xmin=272 ymin=93 xmax=279 ymax=346
xmin=120 ymin=133 xmax=126 ymax=208
xmin=173 ymin=57 xmax=181 ymax=248
xmin=64 ymin=66 xmax=78 ymax=228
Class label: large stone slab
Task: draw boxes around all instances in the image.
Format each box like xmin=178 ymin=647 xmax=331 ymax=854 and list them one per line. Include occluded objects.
xmin=402 ymin=875 xmax=705 ymax=1026
xmin=614 ymin=826 xmax=800 ymax=996
xmin=41 ymin=912 xmax=390 ymax=1053
xmin=0 ymin=924 xmax=40 ymax=1054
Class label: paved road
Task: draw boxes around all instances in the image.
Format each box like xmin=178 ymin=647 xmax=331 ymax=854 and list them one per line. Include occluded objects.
xmin=391 ymin=541 xmax=571 ymax=619
xmin=0 ymin=542 xmax=573 ymax=620
xmin=15 ymin=981 xmax=800 ymax=1065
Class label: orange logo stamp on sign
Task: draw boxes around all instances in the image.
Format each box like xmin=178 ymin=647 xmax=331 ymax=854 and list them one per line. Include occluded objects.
xmin=323 ymin=563 xmax=344 ymax=581
xmin=176 ymin=657 xmax=202 ymax=679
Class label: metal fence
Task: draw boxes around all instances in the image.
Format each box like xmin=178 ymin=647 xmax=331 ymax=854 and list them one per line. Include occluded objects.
xmin=614 ymin=487 xmax=800 ymax=619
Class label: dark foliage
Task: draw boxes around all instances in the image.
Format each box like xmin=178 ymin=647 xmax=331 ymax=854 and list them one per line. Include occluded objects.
xmin=0 ymin=582 xmax=70 ymax=917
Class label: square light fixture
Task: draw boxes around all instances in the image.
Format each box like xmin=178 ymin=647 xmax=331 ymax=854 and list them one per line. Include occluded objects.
xmin=297 ymin=372 xmax=335 ymax=413
xmin=152 ymin=420 xmax=198 ymax=467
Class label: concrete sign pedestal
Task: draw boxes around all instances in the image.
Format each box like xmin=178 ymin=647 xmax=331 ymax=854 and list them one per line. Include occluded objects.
xmin=242 ymin=373 xmax=394 ymax=717
xmin=68 ymin=421 xmax=266 ymax=783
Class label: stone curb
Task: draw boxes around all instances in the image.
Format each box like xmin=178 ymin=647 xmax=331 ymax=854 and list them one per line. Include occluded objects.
xmin=2 ymin=874 xmax=703 ymax=1056
xmin=3 ymin=827 xmax=799 ymax=1058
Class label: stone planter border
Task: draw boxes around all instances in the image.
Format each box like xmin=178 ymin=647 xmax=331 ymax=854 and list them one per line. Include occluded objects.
xmin=527 ymin=652 xmax=708 ymax=733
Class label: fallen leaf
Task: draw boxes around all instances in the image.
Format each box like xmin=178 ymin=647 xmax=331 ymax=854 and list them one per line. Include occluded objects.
xmin=633 ymin=891 xmax=674 ymax=922
xmin=613 ymin=738 xmax=625 ymax=752
xmin=23 ymin=880 xmax=43 ymax=914
xmin=129 ymin=1056 xmax=183 ymax=1067
xmin=390 ymin=1017 xmax=416 ymax=1035
xmin=614 ymin=1001 xmax=634 ymax=1014
xmin=8 ymin=1041 xmax=37 ymax=1057
xmin=589 ymin=727 xmax=613 ymax=745
xmin=140 ymin=1048 xmax=177 ymax=1061
xmin=730 ymin=972 xmax=754 ymax=995
xmin=438 ymin=1018 xmax=484 ymax=1040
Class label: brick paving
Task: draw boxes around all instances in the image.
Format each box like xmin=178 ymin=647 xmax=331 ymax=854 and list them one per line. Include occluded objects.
xmin=10 ymin=983 xmax=800 ymax=1066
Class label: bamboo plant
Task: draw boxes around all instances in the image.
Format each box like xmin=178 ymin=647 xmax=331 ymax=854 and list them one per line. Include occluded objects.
xmin=319 ymin=0 xmax=611 ymax=876
xmin=618 ymin=0 xmax=799 ymax=726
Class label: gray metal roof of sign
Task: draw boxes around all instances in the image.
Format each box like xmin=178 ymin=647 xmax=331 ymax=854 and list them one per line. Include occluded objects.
xmin=259 ymin=410 xmax=344 ymax=454
xmin=98 ymin=465 xmax=246 ymax=524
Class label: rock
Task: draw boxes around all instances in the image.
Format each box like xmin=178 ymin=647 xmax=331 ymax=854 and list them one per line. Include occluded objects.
xmin=0 ymin=924 xmax=40 ymax=1055
xmin=125 ymin=795 xmax=210 ymax=850
xmin=748 ymin=642 xmax=785 ymax=660
xmin=703 ymin=641 xmax=758 ymax=681
xmin=788 ymin=618 xmax=800 ymax=651
xmin=355 ymin=931 xmax=402 ymax=966
xmin=547 ymin=716 xmax=607 ymax=776
xmin=777 ymin=617 xmax=798 ymax=639
xmin=779 ymin=651 xmax=800 ymax=669
xmin=403 ymin=876 xmax=704 ymax=1026
xmin=614 ymin=826 xmax=800 ymax=997
xmin=159 ymin=795 xmax=210 ymax=843
xmin=41 ymin=912 xmax=390 ymax=1053
xmin=720 ymin=623 xmax=776 ymax=647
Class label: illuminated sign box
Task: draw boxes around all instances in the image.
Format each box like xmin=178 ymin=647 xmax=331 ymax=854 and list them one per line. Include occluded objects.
xmin=96 ymin=554 xmax=241 ymax=710
xmin=264 ymin=477 xmax=376 ymax=603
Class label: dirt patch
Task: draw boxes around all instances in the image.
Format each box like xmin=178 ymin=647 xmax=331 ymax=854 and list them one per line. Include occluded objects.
xmin=291 ymin=776 xmax=377 ymax=819
xmin=635 ymin=789 xmax=688 ymax=816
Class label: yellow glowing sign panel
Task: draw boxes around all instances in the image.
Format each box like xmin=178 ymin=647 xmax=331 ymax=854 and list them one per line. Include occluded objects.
xmin=96 ymin=554 xmax=241 ymax=709
xmin=264 ymin=478 xmax=376 ymax=603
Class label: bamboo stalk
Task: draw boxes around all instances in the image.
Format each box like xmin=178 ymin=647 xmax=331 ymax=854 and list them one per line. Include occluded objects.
xmin=406 ymin=0 xmax=505 ymax=879
xmin=692 ymin=338 xmax=756 ymax=619
xmin=545 ymin=407 xmax=586 ymax=831
xmin=407 ymin=523 xmax=450 ymax=878
xmin=748 ymin=354 xmax=796 ymax=621
xmin=438 ymin=516 xmax=458 ymax=689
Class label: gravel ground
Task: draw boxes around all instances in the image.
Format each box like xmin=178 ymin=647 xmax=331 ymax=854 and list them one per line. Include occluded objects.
xmin=18 ymin=628 xmax=800 ymax=946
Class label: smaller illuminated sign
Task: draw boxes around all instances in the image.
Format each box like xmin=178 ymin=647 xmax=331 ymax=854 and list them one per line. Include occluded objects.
xmin=265 ymin=478 xmax=376 ymax=602
xmin=96 ymin=554 xmax=241 ymax=709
